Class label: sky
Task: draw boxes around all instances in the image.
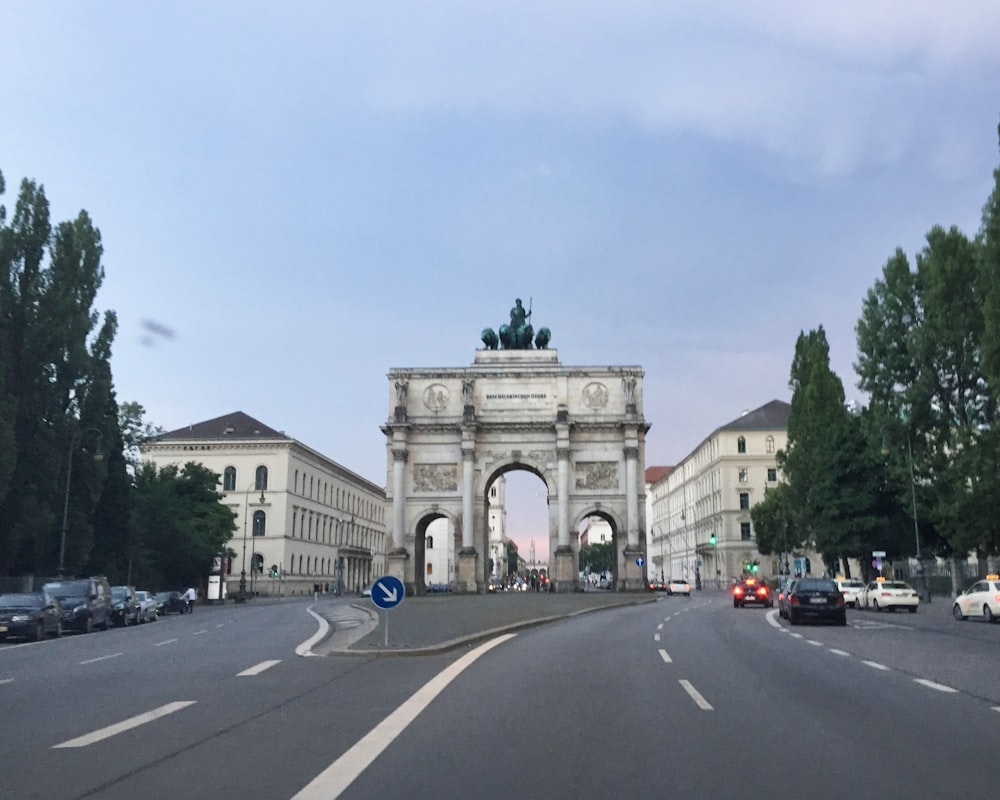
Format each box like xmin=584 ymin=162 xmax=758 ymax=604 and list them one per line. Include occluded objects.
xmin=3 ymin=2 xmax=1000 ymax=558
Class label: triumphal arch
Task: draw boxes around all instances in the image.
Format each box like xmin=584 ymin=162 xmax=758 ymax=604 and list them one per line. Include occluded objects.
xmin=381 ymin=301 xmax=651 ymax=593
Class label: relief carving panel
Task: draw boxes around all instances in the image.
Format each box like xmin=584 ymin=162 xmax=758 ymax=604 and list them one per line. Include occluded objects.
xmin=414 ymin=463 xmax=459 ymax=492
xmin=575 ymin=461 xmax=619 ymax=490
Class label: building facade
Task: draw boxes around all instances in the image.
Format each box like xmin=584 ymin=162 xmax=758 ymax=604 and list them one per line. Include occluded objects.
xmin=140 ymin=412 xmax=388 ymax=597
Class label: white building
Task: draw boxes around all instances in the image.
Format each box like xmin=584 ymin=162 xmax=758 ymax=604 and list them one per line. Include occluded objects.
xmin=140 ymin=411 xmax=388 ymax=597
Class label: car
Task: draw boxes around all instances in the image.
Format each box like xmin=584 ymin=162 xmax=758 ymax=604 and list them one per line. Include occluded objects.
xmin=733 ymin=577 xmax=772 ymax=608
xmin=668 ymin=578 xmax=691 ymax=596
xmin=785 ymin=578 xmax=846 ymax=625
xmin=154 ymin=590 xmax=186 ymax=615
xmin=836 ymin=578 xmax=866 ymax=608
xmin=648 ymin=579 xmax=667 ymax=592
xmin=42 ymin=576 xmax=112 ymax=633
xmin=110 ymin=585 xmax=142 ymax=626
xmin=858 ymin=579 xmax=919 ymax=613
xmin=0 ymin=590 xmax=63 ymax=642
xmin=134 ymin=590 xmax=158 ymax=623
xmin=776 ymin=577 xmax=796 ymax=618
xmin=952 ymin=575 xmax=1000 ymax=623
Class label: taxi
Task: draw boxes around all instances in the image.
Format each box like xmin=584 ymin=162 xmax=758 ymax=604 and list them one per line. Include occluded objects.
xmin=952 ymin=575 xmax=1000 ymax=623
xmin=858 ymin=576 xmax=919 ymax=612
xmin=836 ymin=577 xmax=866 ymax=608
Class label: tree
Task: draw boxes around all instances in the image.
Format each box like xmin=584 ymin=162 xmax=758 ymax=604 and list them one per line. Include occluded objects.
xmin=579 ymin=542 xmax=613 ymax=575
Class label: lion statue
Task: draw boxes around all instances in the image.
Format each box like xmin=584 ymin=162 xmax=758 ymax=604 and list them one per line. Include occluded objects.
xmin=481 ymin=328 xmax=499 ymax=350
xmin=534 ymin=327 xmax=551 ymax=349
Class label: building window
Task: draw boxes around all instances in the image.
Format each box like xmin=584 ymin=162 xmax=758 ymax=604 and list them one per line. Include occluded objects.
xmin=739 ymin=492 xmax=750 ymax=510
xmin=426 ymin=563 xmax=433 ymax=575
xmin=223 ymin=466 xmax=236 ymax=491
xmin=738 ymin=468 xmax=748 ymax=483
xmin=767 ymin=467 xmax=777 ymax=482
xmin=766 ymin=435 xmax=775 ymax=454
xmin=740 ymin=522 xmax=751 ymax=541
xmin=426 ymin=535 xmax=434 ymax=549
xmin=252 ymin=510 xmax=266 ymax=536
xmin=737 ymin=436 xmax=746 ymax=454
xmin=255 ymin=465 xmax=268 ymax=491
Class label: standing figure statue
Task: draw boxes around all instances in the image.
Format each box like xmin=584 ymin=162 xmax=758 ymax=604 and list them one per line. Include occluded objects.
xmin=499 ymin=297 xmax=534 ymax=349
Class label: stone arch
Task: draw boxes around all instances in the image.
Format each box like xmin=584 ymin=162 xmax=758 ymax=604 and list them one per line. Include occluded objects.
xmin=410 ymin=507 xmax=459 ymax=596
xmin=573 ymin=506 xmax=626 ymax=589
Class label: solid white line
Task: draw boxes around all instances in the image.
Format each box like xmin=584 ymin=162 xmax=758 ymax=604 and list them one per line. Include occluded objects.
xmin=659 ymin=649 xmax=672 ymax=664
xmin=296 ymin=606 xmax=331 ymax=657
xmin=914 ymin=678 xmax=957 ymax=693
xmin=789 ymin=633 xmax=803 ymax=639
xmin=863 ymin=660 xmax=890 ymax=671
xmin=829 ymin=649 xmax=851 ymax=657
xmin=0 ymin=678 xmax=13 ymax=685
xmin=992 ymin=707 xmax=1000 ymax=713
xmin=654 ymin=633 xmax=661 ymax=642
xmin=237 ymin=660 xmax=282 ymax=677
xmin=154 ymin=639 xmax=178 ymax=647
xmin=291 ymin=634 xmax=515 ymax=800
xmin=52 ymin=701 xmax=196 ymax=748
xmin=79 ymin=653 xmax=122 ymax=665
xmin=806 ymin=640 xmax=823 ymax=647
xmin=679 ymin=680 xmax=713 ymax=711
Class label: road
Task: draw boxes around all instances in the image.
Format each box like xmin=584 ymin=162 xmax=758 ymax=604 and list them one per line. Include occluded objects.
xmin=1 ymin=593 xmax=997 ymax=799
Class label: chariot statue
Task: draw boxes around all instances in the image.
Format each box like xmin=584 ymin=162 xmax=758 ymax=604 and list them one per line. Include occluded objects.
xmin=480 ymin=297 xmax=552 ymax=350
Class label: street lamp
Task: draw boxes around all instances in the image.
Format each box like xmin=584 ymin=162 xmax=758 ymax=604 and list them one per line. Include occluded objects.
xmin=240 ymin=481 xmax=266 ymax=600
xmin=58 ymin=426 xmax=104 ymax=577
xmin=881 ymin=432 xmax=930 ymax=604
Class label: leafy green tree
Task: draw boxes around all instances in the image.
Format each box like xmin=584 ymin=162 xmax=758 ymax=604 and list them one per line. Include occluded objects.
xmin=579 ymin=541 xmax=612 ymax=575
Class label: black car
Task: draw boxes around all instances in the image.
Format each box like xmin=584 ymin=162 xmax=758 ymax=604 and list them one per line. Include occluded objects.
xmin=110 ymin=586 xmax=141 ymax=627
xmin=154 ymin=590 xmax=186 ymax=615
xmin=42 ymin=577 xmax=112 ymax=633
xmin=0 ymin=591 xmax=63 ymax=641
xmin=786 ymin=578 xmax=846 ymax=626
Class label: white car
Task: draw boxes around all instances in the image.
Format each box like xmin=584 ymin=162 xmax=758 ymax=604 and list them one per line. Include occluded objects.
xmin=952 ymin=576 xmax=1000 ymax=623
xmin=668 ymin=578 xmax=691 ymax=596
xmin=858 ymin=579 xmax=919 ymax=612
xmin=836 ymin=578 xmax=866 ymax=608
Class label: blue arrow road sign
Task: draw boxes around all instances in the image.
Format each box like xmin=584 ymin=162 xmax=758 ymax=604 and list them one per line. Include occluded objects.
xmin=370 ymin=575 xmax=405 ymax=610
xmin=636 ymin=556 xmax=645 ymax=567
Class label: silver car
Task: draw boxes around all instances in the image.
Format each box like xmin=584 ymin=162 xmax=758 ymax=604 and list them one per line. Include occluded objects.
xmin=134 ymin=590 xmax=158 ymax=623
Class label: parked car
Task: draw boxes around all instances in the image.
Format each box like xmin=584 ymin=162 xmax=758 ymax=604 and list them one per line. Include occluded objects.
xmin=836 ymin=578 xmax=866 ymax=608
xmin=733 ymin=577 xmax=772 ymax=608
xmin=110 ymin=586 xmax=141 ymax=627
xmin=648 ymin=579 xmax=667 ymax=592
xmin=858 ymin=579 xmax=919 ymax=613
xmin=786 ymin=578 xmax=846 ymax=625
xmin=668 ymin=578 xmax=691 ymax=596
xmin=134 ymin=590 xmax=158 ymax=623
xmin=952 ymin=575 xmax=1000 ymax=623
xmin=0 ymin=590 xmax=63 ymax=641
xmin=154 ymin=590 xmax=186 ymax=615
xmin=776 ymin=577 xmax=795 ymax=618
xmin=41 ymin=576 xmax=112 ymax=633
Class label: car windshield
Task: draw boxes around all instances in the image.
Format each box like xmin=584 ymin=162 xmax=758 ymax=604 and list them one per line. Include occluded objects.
xmin=841 ymin=580 xmax=864 ymax=588
xmin=884 ymin=582 xmax=911 ymax=590
xmin=42 ymin=580 xmax=88 ymax=599
xmin=111 ymin=587 xmax=129 ymax=600
xmin=795 ymin=579 xmax=836 ymax=592
xmin=0 ymin=593 xmax=44 ymax=609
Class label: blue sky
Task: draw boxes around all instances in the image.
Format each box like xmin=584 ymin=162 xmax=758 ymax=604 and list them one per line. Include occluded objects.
xmin=3 ymin=2 xmax=999 ymax=556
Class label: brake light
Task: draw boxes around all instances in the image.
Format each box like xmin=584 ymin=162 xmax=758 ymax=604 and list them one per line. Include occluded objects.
xmin=790 ymin=595 xmax=800 ymax=605
xmin=836 ymin=595 xmax=845 ymax=607
xmin=734 ymin=586 xmax=744 ymax=596
xmin=757 ymin=587 xmax=768 ymax=597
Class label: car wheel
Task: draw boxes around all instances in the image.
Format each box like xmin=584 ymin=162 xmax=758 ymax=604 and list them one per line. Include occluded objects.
xmin=873 ymin=600 xmax=880 ymax=612
xmin=55 ymin=621 xmax=63 ymax=638
xmin=733 ymin=600 xmax=739 ymax=608
xmin=837 ymin=614 xmax=847 ymax=626
xmin=952 ymin=603 xmax=965 ymax=621
xmin=84 ymin=615 xmax=93 ymax=634
xmin=984 ymin=605 xmax=994 ymax=623
xmin=33 ymin=621 xmax=44 ymax=642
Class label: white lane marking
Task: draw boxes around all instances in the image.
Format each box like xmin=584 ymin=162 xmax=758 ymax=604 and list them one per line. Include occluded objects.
xmin=217 ymin=623 xmax=226 ymax=628
xmin=863 ymin=660 xmax=890 ymax=671
xmin=657 ymin=623 xmax=664 ymax=630
xmin=654 ymin=633 xmax=661 ymax=642
xmin=658 ymin=649 xmax=672 ymax=664
xmin=765 ymin=609 xmax=782 ymax=628
xmin=914 ymin=678 xmax=958 ymax=693
xmin=0 ymin=678 xmax=13 ymax=685
xmin=807 ymin=640 xmax=823 ymax=647
xmin=673 ymin=612 xmax=680 ymax=617
xmin=679 ymin=680 xmax=713 ymax=711
xmin=52 ymin=701 xmax=196 ymax=748
xmin=829 ymin=649 xmax=851 ymax=657
xmin=992 ymin=707 xmax=1000 ymax=713
xmin=296 ymin=606 xmax=331 ymax=657
xmin=292 ymin=634 xmax=515 ymax=800
xmin=789 ymin=633 xmax=803 ymax=639
xmin=237 ymin=660 xmax=282 ymax=677
xmin=79 ymin=653 xmax=122 ymax=665
xmin=663 ymin=617 xmax=670 ymax=622
xmin=192 ymin=630 xmax=207 ymax=636
xmin=154 ymin=639 xmax=178 ymax=647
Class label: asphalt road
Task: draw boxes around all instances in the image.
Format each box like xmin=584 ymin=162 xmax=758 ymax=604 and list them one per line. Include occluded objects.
xmin=1 ymin=592 xmax=997 ymax=800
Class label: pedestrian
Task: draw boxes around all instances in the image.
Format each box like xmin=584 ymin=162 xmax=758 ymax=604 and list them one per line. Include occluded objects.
xmin=183 ymin=585 xmax=196 ymax=613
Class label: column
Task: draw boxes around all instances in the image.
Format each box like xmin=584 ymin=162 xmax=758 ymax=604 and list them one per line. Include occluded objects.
xmin=625 ymin=445 xmax=639 ymax=547
xmin=391 ymin=446 xmax=407 ymax=553
xmin=462 ymin=446 xmax=475 ymax=549
xmin=557 ymin=447 xmax=571 ymax=548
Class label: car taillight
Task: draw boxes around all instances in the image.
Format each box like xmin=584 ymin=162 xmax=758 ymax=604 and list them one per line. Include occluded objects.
xmin=757 ymin=587 xmax=768 ymax=596
xmin=836 ymin=595 xmax=844 ymax=606
xmin=790 ymin=595 xmax=799 ymax=605
xmin=734 ymin=587 xmax=744 ymax=596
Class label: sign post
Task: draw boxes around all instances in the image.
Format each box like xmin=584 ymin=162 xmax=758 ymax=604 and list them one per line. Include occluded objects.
xmin=369 ymin=575 xmax=405 ymax=647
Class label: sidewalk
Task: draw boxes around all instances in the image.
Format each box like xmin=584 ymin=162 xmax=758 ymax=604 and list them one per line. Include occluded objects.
xmin=314 ymin=590 xmax=656 ymax=655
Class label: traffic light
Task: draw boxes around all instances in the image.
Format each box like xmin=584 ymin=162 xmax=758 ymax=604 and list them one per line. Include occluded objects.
xmin=709 ymin=533 xmax=716 ymax=546
xmin=270 ymin=565 xmax=279 ymax=578
xmin=751 ymin=560 xmax=759 ymax=573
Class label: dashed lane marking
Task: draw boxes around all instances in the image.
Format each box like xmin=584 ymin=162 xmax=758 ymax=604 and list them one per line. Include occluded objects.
xmin=237 ymin=660 xmax=282 ymax=677
xmin=79 ymin=653 xmax=122 ymax=665
xmin=52 ymin=701 xmax=196 ymax=748
xmin=657 ymin=623 xmax=664 ymax=630
xmin=863 ymin=660 xmax=891 ymax=671
xmin=659 ymin=649 xmax=672 ymax=663
xmin=914 ymin=678 xmax=958 ymax=693
xmin=829 ymin=649 xmax=851 ymax=657
xmin=654 ymin=633 xmax=661 ymax=642
xmin=154 ymin=639 xmax=178 ymax=647
xmin=192 ymin=630 xmax=207 ymax=636
xmin=806 ymin=640 xmax=823 ymax=646
xmin=679 ymin=680 xmax=713 ymax=711
xmin=0 ymin=678 xmax=13 ymax=685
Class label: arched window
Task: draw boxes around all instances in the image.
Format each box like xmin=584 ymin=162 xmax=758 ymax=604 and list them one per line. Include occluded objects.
xmin=737 ymin=436 xmax=746 ymax=454
xmin=252 ymin=510 xmax=266 ymax=536
xmin=255 ymin=465 xmax=268 ymax=491
xmin=766 ymin=435 xmax=775 ymax=454
xmin=426 ymin=535 xmax=434 ymax=549
xmin=223 ymin=466 xmax=236 ymax=491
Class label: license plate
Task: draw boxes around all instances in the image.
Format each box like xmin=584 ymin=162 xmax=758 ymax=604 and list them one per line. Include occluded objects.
xmin=0 ymin=625 xmax=7 ymax=632
xmin=809 ymin=597 xmax=827 ymax=604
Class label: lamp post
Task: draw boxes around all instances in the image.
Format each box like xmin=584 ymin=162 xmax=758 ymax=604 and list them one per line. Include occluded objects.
xmin=240 ymin=482 xmax=266 ymax=600
xmin=58 ymin=426 xmax=104 ymax=577
xmin=882 ymin=431 xmax=930 ymax=604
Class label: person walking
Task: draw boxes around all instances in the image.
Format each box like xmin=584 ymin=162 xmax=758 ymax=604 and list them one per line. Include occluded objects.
xmin=182 ymin=586 xmax=196 ymax=614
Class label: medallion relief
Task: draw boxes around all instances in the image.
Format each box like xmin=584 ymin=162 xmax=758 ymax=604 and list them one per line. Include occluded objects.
xmin=423 ymin=384 xmax=450 ymax=411
xmin=413 ymin=463 xmax=459 ymax=492
xmin=582 ymin=382 xmax=609 ymax=409
xmin=575 ymin=461 xmax=619 ymax=490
